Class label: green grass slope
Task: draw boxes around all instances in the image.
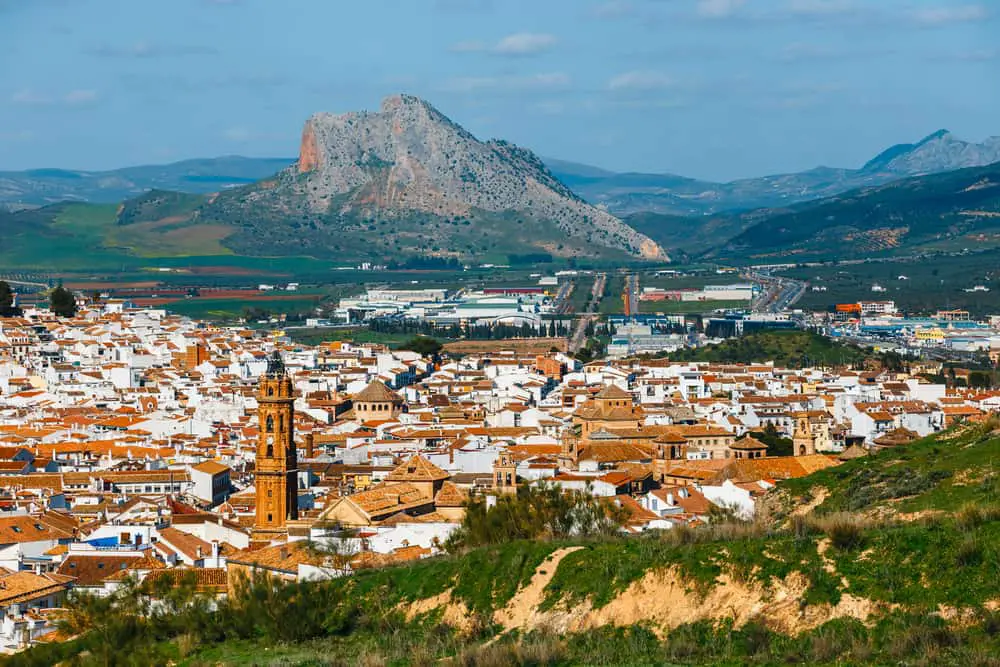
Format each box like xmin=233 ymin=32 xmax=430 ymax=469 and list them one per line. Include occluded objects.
xmin=775 ymin=418 xmax=1000 ymax=517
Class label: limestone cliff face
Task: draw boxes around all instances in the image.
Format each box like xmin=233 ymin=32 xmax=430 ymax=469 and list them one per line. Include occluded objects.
xmin=298 ymin=122 xmax=320 ymax=174
xmin=282 ymin=94 xmax=665 ymax=259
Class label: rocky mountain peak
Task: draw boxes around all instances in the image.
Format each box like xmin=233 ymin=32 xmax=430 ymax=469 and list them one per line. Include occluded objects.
xmin=254 ymin=94 xmax=665 ymax=260
xmin=864 ymin=129 xmax=1000 ymax=175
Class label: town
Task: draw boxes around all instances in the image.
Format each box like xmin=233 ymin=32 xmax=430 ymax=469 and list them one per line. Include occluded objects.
xmin=0 ymin=285 xmax=995 ymax=653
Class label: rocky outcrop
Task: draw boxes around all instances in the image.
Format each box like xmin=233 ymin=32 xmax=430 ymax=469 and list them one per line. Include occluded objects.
xmin=278 ymin=94 xmax=665 ymax=259
xmin=865 ymin=130 xmax=1000 ymax=176
xmin=298 ymin=122 xmax=320 ymax=174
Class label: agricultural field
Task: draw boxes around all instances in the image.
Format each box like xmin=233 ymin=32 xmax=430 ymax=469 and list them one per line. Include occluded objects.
xmin=565 ymin=275 xmax=596 ymax=313
xmin=286 ymin=328 xmax=417 ymax=348
xmin=639 ymin=271 xmax=746 ymax=290
xmin=776 ymin=250 xmax=1000 ymax=316
xmin=598 ymin=275 xmax=626 ymax=314
xmin=164 ymin=295 xmax=324 ymax=321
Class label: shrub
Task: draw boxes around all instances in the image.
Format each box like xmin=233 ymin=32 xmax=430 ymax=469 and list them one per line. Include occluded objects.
xmin=446 ymin=484 xmax=629 ymax=550
xmin=824 ymin=515 xmax=867 ymax=551
xmin=956 ymin=536 xmax=984 ymax=567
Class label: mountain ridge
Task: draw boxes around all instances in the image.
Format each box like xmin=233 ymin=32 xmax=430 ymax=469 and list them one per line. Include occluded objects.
xmin=112 ymin=94 xmax=667 ymax=262
xmin=3 ymin=126 xmax=998 ymax=222
xmin=547 ymin=130 xmax=1000 ymax=216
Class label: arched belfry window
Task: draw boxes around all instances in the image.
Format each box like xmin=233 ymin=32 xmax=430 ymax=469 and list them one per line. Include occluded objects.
xmin=265 ymin=415 xmax=274 ymax=432
xmin=268 ymin=386 xmax=274 ymax=396
xmin=278 ymin=415 xmax=284 ymax=431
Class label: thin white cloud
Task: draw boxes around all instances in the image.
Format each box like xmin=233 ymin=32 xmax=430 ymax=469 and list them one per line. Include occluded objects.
xmin=223 ymin=126 xmax=253 ymax=142
xmin=912 ymin=4 xmax=987 ymax=25
xmin=494 ymin=32 xmax=558 ymax=55
xmin=449 ymin=40 xmax=488 ymax=53
xmin=64 ymin=89 xmax=98 ymax=105
xmin=590 ymin=0 xmax=634 ymax=19
xmin=90 ymin=41 xmax=217 ymax=58
xmin=533 ymin=100 xmax=566 ymax=115
xmin=452 ymin=32 xmax=557 ymax=56
xmin=10 ymin=88 xmax=99 ymax=107
xmin=608 ymin=70 xmax=673 ymax=91
xmin=10 ymin=89 xmax=50 ymax=105
xmin=439 ymin=72 xmax=571 ymax=93
xmin=785 ymin=0 xmax=854 ymax=15
xmin=697 ymin=0 xmax=745 ymax=19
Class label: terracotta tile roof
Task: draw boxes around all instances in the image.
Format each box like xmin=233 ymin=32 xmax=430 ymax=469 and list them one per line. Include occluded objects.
xmin=191 ymin=460 xmax=230 ymax=475
xmin=0 ymin=515 xmax=73 ymax=544
xmin=352 ymin=381 xmax=402 ymax=403
xmin=58 ymin=553 xmax=164 ymax=587
xmin=157 ymin=527 xmax=215 ymax=561
xmin=730 ymin=435 xmax=768 ymax=451
xmin=433 ymin=481 xmax=467 ymax=508
xmin=143 ymin=567 xmax=228 ymax=593
xmin=385 ymin=455 xmax=449 ymax=482
xmin=0 ymin=571 xmax=73 ymax=605
xmin=578 ymin=443 xmax=653 ymax=463
xmin=349 ymin=482 xmax=431 ymax=515
xmin=594 ymin=384 xmax=632 ymax=400
xmin=227 ymin=541 xmax=332 ymax=574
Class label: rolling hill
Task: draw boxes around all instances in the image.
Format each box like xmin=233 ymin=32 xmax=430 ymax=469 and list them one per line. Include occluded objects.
xmin=547 ymin=130 xmax=1000 ymax=217
xmin=0 ymin=156 xmax=293 ymax=208
xmin=712 ymin=160 xmax=1000 ymax=261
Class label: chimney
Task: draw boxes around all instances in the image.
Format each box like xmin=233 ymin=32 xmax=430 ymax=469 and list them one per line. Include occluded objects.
xmin=196 ymin=546 xmax=203 ymax=559
xmin=211 ymin=540 xmax=219 ymax=558
xmin=666 ymin=492 xmax=675 ymax=506
xmin=304 ymin=432 xmax=314 ymax=459
xmin=279 ymin=546 xmax=289 ymax=560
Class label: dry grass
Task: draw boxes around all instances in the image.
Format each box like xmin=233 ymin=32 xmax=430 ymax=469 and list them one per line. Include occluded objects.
xmin=451 ymin=633 xmax=565 ymax=666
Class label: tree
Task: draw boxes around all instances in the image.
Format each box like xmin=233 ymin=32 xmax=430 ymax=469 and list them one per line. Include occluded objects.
xmin=400 ymin=335 xmax=442 ymax=357
xmin=751 ymin=423 xmax=794 ymax=457
xmin=0 ymin=280 xmax=20 ymax=317
xmin=446 ymin=483 xmax=629 ymax=550
xmin=49 ymin=285 xmax=77 ymax=318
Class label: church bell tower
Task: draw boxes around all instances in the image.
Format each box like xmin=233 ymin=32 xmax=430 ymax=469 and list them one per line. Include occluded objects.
xmin=255 ymin=351 xmax=298 ymax=534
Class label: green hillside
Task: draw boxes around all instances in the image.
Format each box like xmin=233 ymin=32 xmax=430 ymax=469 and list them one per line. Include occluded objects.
xmin=715 ymin=161 xmax=1000 ymax=260
xmin=15 ymin=424 xmax=1000 ymax=666
xmin=775 ymin=419 xmax=1000 ymax=517
xmin=623 ymin=210 xmax=753 ymax=257
xmin=667 ymin=330 xmax=870 ymax=368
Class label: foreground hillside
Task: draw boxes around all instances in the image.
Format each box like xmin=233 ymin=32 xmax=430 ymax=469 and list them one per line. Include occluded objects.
xmin=14 ymin=422 xmax=1000 ymax=666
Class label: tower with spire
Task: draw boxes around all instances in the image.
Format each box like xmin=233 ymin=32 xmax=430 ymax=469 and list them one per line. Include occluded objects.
xmin=254 ymin=351 xmax=298 ymax=536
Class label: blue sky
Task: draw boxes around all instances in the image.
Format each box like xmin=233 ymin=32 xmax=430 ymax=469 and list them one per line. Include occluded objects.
xmin=0 ymin=0 xmax=997 ymax=181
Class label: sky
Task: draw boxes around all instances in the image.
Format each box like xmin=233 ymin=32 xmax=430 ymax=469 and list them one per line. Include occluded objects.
xmin=0 ymin=0 xmax=998 ymax=181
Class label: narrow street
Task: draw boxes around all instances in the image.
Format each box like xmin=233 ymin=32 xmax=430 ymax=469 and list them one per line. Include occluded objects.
xmin=569 ymin=272 xmax=606 ymax=353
